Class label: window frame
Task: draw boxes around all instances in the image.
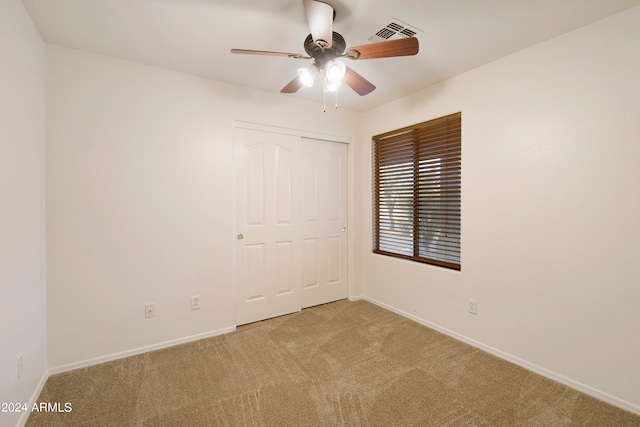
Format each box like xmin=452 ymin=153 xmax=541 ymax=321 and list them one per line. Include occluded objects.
xmin=372 ymin=112 xmax=461 ymax=271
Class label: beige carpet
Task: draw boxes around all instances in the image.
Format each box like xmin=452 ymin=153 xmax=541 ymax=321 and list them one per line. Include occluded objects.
xmin=27 ymin=300 xmax=640 ymax=426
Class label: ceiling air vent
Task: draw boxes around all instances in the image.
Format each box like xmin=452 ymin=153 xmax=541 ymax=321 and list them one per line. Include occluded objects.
xmin=369 ymin=19 xmax=422 ymax=43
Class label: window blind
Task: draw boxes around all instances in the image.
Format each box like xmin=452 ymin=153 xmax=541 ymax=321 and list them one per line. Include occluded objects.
xmin=373 ymin=112 xmax=461 ymax=270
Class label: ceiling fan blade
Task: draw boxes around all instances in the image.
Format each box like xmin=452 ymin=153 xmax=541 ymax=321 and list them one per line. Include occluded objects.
xmin=303 ymin=0 xmax=333 ymax=48
xmin=345 ymin=37 xmax=419 ymax=60
xmin=343 ymin=66 xmax=376 ymax=96
xmin=281 ymin=76 xmax=303 ymax=93
xmin=231 ymin=49 xmax=305 ymax=58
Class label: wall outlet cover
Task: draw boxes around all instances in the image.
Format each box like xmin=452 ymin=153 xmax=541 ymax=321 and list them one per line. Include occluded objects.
xmin=468 ymin=299 xmax=477 ymax=315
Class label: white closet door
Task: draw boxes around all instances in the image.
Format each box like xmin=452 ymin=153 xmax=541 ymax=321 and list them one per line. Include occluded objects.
xmin=300 ymin=138 xmax=348 ymax=308
xmin=234 ymin=128 xmax=348 ymax=325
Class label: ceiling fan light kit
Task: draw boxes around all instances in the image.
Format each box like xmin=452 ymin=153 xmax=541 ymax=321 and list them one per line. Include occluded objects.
xmin=231 ymin=0 xmax=419 ymax=111
xmin=298 ymin=59 xmax=344 ymax=89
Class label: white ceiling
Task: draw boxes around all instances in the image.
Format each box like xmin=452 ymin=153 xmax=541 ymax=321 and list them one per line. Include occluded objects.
xmin=22 ymin=0 xmax=640 ymax=111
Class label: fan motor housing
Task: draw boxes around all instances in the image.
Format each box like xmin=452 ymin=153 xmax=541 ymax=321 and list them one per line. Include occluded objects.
xmin=304 ymin=32 xmax=346 ymax=66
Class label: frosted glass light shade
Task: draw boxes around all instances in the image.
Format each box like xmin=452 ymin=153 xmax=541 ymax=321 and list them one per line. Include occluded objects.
xmin=325 ymin=60 xmax=346 ymax=83
xmin=298 ymin=64 xmax=318 ymax=87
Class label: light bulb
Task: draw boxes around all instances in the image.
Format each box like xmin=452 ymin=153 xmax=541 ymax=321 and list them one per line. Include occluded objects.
xmin=325 ymin=60 xmax=346 ymax=83
xmin=298 ymin=64 xmax=318 ymax=87
xmin=324 ymin=79 xmax=341 ymax=92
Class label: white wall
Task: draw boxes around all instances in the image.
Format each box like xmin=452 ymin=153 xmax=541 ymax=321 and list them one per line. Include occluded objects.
xmin=45 ymin=44 xmax=361 ymax=369
xmin=357 ymin=6 xmax=640 ymax=412
xmin=0 ymin=0 xmax=47 ymax=425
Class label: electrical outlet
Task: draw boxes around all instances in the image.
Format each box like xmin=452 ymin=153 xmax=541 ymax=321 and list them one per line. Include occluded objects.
xmin=17 ymin=356 xmax=23 ymax=379
xmin=145 ymin=303 xmax=156 ymax=318
xmin=467 ymin=299 xmax=477 ymax=315
xmin=191 ymin=295 xmax=200 ymax=310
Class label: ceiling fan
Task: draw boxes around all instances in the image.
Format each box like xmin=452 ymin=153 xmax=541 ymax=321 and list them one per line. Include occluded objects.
xmin=230 ymin=0 xmax=419 ymax=101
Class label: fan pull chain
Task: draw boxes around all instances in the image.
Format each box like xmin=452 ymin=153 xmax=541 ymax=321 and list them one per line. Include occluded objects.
xmin=323 ymin=87 xmax=326 ymax=112
xmin=335 ymin=88 xmax=339 ymax=109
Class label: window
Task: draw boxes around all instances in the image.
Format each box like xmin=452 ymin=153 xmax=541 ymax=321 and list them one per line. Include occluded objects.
xmin=373 ymin=112 xmax=461 ymax=270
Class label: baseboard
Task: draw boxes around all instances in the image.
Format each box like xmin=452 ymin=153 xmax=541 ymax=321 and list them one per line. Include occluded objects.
xmin=362 ymin=296 xmax=640 ymax=416
xmin=348 ymin=295 xmax=365 ymax=302
xmin=16 ymin=369 xmax=49 ymax=427
xmin=48 ymin=326 xmax=236 ymax=376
